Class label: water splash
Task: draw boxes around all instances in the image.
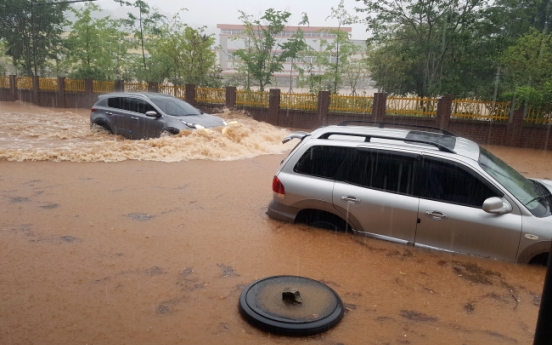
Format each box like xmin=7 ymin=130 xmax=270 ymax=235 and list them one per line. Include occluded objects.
xmin=0 ymin=105 xmax=294 ymax=162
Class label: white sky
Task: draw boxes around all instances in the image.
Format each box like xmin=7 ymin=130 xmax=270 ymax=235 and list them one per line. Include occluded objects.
xmin=91 ymin=0 xmax=371 ymax=40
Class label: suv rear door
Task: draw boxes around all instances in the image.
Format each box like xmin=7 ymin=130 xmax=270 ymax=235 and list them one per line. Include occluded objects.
xmin=414 ymin=156 xmax=522 ymax=261
xmin=333 ymin=148 xmax=420 ymax=243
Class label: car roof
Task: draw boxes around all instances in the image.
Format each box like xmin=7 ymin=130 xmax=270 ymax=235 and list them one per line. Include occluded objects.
xmin=98 ymin=92 xmax=177 ymax=100
xmin=308 ymin=124 xmax=480 ymax=161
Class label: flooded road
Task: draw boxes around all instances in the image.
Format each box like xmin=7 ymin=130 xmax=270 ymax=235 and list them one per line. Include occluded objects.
xmin=0 ymin=102 xmax=551 ymax=344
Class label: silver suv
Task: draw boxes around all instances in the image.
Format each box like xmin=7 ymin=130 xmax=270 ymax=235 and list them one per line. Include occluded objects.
xmin=267 ymin=122 xmax=552 ymax=264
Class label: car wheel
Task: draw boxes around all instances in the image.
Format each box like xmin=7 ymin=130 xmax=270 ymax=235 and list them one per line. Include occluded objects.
xmin=529 ymin=253 xmax=549 ymax=266
xmin=92 ymin=122 xmax=112 ymax=134
xmin=296 ymin=210 xmax=348 ymax=232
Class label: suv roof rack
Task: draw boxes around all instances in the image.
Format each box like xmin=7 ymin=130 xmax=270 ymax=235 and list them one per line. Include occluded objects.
xmin=337 ymin=121 xmax=455 ymax=137
xmin=318 ymin=132 xmax=456 ymax=153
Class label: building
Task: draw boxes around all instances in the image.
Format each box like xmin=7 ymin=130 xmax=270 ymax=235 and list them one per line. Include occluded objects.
xmin=217 ymin=24 xmax=357 ymax=90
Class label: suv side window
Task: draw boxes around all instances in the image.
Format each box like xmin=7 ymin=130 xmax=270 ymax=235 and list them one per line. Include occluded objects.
xmin=336 ymin=149 xmax=417 ymax=196
xmin=107 ymin=97 xmax=124 ymax=110
xmin=419 ymin=158 xmax=501 ymax=207
xmin=294 ymin=146 xmax=353 ymax=179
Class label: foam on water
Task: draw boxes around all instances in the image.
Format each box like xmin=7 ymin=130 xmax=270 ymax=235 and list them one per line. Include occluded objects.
xmin=0 ymin=105 xmax=295 ymax=162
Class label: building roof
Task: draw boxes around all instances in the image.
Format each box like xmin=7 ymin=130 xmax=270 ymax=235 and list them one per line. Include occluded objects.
xmin=217 ymin=24 xmax=352 ymax=33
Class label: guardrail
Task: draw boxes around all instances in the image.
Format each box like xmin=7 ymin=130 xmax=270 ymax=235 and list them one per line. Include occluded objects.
xmin=451 ymin=99 xmax=510 ymax=121
xmin=0 ymin=76 xmax=10 ymax=89
xmin=65 ymin=79 xmax=85 ymax=92
xmin=329 ymin=94 xmax=373 ymax=114
xmin=92 ymin=80 xmax=115 ymax=94
xmin=158 ymin=85 xmax=186 ymax=100
xmin=196 ymin=87 xmax=225 ymax=104
xmin=525 ymin=105 xmax=552 ymax=125
xmin=236 ymin=90 xmax=269 ymax=107
xmin=281 ymin=92 xmax=318 ymax=111
xmin=386 ymin=97 xmax=438 ymax=117
xmin=16 ymin=77 xmax=33 ymax=90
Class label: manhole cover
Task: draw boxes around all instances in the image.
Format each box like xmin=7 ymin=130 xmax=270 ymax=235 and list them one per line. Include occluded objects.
xmin=238 ymin=275 xmax=344 ymax=336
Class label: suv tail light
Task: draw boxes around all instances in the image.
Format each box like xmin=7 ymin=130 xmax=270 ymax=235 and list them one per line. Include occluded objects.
xmin=90 ymin=107 xmax=97 ymax=112
xmin=272 ymin=176 xmax=285 ymax=199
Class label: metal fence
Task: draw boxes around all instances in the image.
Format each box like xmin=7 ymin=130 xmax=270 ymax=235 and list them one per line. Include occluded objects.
xmin=158 ymin=85 xmax=186 ymax=100
xmin=65 ymin=79 xmax=85 ymax=92
xmin=329 ymin=94 xmax=373 ymax=114
xmin=16 ymin=77 xmax=33 ymax=90
xmin=195 ymin=87 xmax=225 ymax=104
xmin=92 ymin=80 xmax=115 ymax=94
xmin=39 ymin=78 xmax=57 ymax=91
xmin=236 ymin=90 xmax=269 ymax=107
xmin=281 ymin=92 xmax=318 ymax=111
xmin=451 ymin=99 xmax=510 ymax=121
xmin=0 ymin=76 xmax=10 ymax=88
xmin=525 ymin=105 xmax=552 ymax=125
xmin=386 ymin=97 xmax=438 ymax=117
xmin=124 ymin=82 xmax=148 ymax=93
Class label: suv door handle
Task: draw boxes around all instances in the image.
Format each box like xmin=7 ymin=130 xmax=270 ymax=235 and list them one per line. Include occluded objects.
xmin=131 ymin=116 xmax=139 ymax=120
xmin=425 ymin=210 xmax=447 ymax=220
xmin=341 ymin=196 xmax=360 ymax=204
xmin=106 ymin=112 xmax=113 ymax=115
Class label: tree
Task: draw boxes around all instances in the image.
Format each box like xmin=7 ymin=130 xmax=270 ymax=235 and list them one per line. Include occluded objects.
xmin=233 ymin=8 xmax=293 ymax=91
xmin=156 ymin=15 xmax=218 ymax=85
xmin=356 ymin=0 xmax=495 ymax=97
xmin=114 ymin=0 xmax=166 ymax=80
xmin=65 ymin=3 xmax=130 ymax=80
xmin=0 ymin=0 xmax=68 ymax=76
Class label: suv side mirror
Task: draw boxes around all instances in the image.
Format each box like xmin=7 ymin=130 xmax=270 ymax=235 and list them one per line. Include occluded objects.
xmin=482 ymin=197 xmax=512 ymax=214
xmin=145 ymin=110 xmax=160 ymax=117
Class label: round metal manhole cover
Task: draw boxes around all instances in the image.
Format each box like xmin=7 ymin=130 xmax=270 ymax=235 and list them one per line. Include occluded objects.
xmin=238 ymin=275 xmax=344 ymax=336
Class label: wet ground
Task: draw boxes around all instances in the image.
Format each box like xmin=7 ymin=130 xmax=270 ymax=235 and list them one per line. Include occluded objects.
xmin=1 ymin=102 xmax=551 ymax=344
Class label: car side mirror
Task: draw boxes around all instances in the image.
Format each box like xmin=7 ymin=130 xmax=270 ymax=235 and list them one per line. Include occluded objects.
xmin=145 ymin=110 xmax=160 ymax=117
xmin=482 ymin=197 xmax=512 ymax=214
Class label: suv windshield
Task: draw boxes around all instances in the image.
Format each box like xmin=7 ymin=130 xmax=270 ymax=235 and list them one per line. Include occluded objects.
xmin=478 ymin=147 xmax=551 ymax=217
xmin=149 ymin=97 xmax=201 ymax=116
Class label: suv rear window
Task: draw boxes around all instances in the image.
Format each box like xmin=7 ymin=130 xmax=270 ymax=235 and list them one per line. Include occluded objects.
xmin=294 ymin=146 xmax=353 ymax=179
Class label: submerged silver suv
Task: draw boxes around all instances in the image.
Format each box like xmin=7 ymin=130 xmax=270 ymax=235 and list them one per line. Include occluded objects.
xmin=267 ymin=122 xmax=552 ymax=264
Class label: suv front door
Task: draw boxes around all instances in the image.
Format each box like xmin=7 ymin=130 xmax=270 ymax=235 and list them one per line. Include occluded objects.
xmin=333 ymin=148 xmax=420 ymax=243
xmin=414 ymin=156 xmax=522 ymax=261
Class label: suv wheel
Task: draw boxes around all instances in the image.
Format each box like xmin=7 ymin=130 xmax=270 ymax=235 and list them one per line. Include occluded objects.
xmin=529 ymin=253 xmax=549 ymax=266
xmin=296 ymin=210 xmax=349 ymax=232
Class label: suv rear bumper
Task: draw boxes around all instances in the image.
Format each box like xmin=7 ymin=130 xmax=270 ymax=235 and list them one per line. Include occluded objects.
xmin=267 ymin=200 xmax=299 ymax=223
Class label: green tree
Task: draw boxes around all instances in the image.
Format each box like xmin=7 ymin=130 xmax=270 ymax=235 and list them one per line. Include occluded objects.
xmin=233 ymin=8 xmax=293 ymax=91
xmin=357 ymin=0 xmax=495 ymax=97
xmin=0 ymin=0 xmax=68 ymax=76
xmin=157 ymin=15 xmax=218 ymax=85
xmin=114 ymin=0 xmax=166 ymax=80
xmin=65 ymin=3 xmax=130 ymax=80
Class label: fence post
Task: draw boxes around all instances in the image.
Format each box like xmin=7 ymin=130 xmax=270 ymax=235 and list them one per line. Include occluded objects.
xmin=115 ymin=80 xmax=124 ymax=92
xmin=226 ymin=86 xmax=236 ymax=108
xmin=372 ymin=92 xmax=387 ymax=122
xmin=57 ymin=77 xmax=65 ymax=108
xmin=9 ymin=75 xmax=17 ymax=101
xmin=148 ymin=81 xmax=158 ymax=93
xmin=436 ymin=94 xmax=453 ymax=130
xmin=506 ymin=104 xmax=525 ymax=147
xmin=32 ymin=76 xmax=40 ymax=105
xmin=317 ymin=91 xmax=330 ymax=126
xmin=269 ymin=89 xmax=281 ymax=126
xmin=84 ymin=78 xmax=93 ymax=107
xmin=185 ymin=84 xmax=196 ymax=104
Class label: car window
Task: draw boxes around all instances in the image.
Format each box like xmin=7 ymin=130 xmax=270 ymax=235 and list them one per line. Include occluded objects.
xmin=107 ymin=97 xmax=124 ymax=110
xmin=419 ymin=157 xmax=500 ymax=207
xmin=149 ymin=97 xmax=201 ymax=116
xmin=294 ymin=146 xmax=353 ymax=179
xmin=336 ymin=149 xmax=417 ymax=196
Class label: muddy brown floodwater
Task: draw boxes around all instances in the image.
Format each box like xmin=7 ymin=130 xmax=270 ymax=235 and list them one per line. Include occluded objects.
xmin=1 ymin=101 xmax=551 ymax=344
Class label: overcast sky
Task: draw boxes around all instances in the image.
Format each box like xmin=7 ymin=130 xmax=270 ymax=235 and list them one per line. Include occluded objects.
xmin=89 ymin=0 xmax=371 ymax=40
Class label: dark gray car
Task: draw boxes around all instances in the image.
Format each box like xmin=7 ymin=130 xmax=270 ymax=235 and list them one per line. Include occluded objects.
xmin=90 ymin=92 xmax=226 ymax=139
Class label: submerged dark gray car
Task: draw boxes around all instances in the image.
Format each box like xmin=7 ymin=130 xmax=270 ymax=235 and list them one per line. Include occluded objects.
xmin=90 ymin=92 xmax=226 ymax=139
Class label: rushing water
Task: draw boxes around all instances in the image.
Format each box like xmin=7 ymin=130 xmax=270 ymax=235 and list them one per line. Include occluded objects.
xmin=0 ymin=102 xmax=550 ymax=345
xmin=0 ymin=102 xmax=294 ymax=162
